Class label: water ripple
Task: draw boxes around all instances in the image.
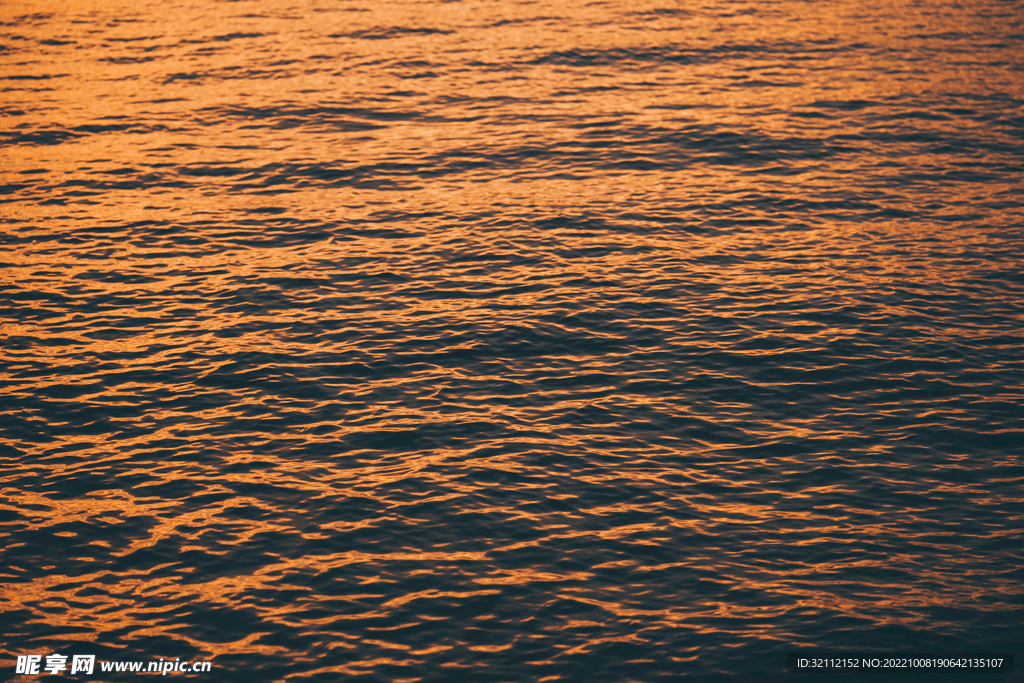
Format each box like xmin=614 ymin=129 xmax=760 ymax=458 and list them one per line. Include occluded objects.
xmin=2 ymin=0 xmax=1023 ymax=680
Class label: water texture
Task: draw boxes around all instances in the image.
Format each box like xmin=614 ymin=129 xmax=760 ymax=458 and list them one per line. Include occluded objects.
xmin=2 ymin=0 xmax=1023 ymax=680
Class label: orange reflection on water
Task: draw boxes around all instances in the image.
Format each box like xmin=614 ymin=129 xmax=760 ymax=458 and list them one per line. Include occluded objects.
xmin=2 ymin=0 xmax=1023 ymax=676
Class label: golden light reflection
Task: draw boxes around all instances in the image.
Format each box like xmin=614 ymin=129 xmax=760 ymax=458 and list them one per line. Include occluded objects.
xmin=2 ymin=0 xmax=1022 ymax=676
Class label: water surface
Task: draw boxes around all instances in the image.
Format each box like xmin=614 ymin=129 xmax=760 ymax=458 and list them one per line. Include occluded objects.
xmin=2 ymin=0 xmax=1023 ymax=680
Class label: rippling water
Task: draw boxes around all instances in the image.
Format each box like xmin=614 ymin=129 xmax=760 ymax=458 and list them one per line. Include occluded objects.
xmin=2 ymin=0 xmax=1023 ymax=680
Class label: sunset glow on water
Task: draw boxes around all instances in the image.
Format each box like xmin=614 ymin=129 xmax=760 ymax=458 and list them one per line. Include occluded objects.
xmin=1 ymin=0 xmax=1022 ymax=680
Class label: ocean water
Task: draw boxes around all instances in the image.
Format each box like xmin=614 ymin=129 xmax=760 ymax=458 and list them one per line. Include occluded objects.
xmin=1 ymin=0 xmax=1023 ymax=680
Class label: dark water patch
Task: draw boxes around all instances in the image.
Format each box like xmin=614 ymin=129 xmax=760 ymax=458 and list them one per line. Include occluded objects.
xmin=528 ymin=40 xmax=874 ymax=68
xmin=336 ymin=26 xmax=454 ymax=40
xmin=1 ymin=72 xmax=68 ymax=80
xmin=206 ymin=103 xmax=428 ymax=123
